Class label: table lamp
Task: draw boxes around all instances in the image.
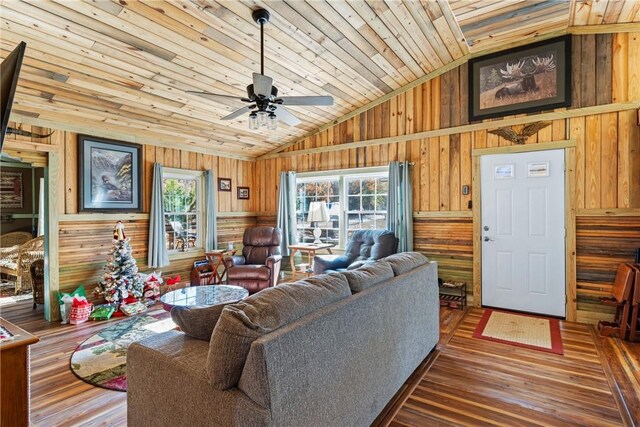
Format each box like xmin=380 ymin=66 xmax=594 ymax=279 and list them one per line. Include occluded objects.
xmin=307 ymin=201 xmax=329 ymax=244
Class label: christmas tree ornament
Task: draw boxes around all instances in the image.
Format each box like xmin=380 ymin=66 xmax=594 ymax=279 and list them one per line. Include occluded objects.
xmin=113 ymin=221 xmax=126 ymax=241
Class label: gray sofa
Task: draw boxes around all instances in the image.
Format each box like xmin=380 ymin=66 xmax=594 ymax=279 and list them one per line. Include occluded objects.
xmin=127 ymin=252 xmax=439 ymax=427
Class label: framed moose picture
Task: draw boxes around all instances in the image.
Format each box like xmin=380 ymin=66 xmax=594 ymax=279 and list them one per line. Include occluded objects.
xmin=468 ymin=35 xmax=571 ymax=121
xmin=78 ymin=135 xmax=142 ymax=212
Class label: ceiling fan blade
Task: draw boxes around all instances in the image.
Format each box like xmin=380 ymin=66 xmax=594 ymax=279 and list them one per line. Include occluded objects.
xmin=253 ymin=73 xmax=273 ymax=97
xmin=187 ymin=91 xmax=245 ymax=102
xmin=277 ymin=96 xmax=334 ymax=106
xmin=275 ymin=106 xmax=301 ymax=127
xmin=221 ymin=106 xmax=253 ymax=120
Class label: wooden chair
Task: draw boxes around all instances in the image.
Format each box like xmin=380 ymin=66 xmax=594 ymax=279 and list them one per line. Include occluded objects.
xmin=30 ymin=259 xmax=45 ymax=309
xmin=627 ymin=264 xmax=640 ymax=342
xmin=0 ymin=236 xmax=44 ymax=293
xmin=597 ymin=263 xmax=635 ymax=340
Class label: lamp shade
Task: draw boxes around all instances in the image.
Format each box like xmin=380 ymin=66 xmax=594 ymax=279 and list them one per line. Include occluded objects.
xmin=307 ymin=201 xmax=329 ymax=223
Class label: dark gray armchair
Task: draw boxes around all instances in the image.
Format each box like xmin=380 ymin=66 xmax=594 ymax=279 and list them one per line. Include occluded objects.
xmin=313 ymin=229 xmax=399 ymax=274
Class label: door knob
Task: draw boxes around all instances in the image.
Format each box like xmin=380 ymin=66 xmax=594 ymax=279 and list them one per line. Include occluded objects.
xmin=483 ymin=236 xmax=494 ymax=242
xmin=483 ymin=226 xmax=489 ymax=231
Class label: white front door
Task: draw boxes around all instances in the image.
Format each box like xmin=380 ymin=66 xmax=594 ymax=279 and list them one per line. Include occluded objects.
xmin=481 ymin=149 xmax=566 ymax=317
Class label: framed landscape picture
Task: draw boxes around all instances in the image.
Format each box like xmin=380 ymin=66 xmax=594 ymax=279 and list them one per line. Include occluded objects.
xmin=78 ymin=135 xmax=142 ymax=212
xmin=237 ymin=187 xmax=250 ymax=200
xmin=468 ymin=35 xmax=571 ymax=121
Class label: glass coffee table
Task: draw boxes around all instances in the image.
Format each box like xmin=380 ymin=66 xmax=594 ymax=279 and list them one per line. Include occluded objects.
xmin=160 ymin=285 xmax=249 ymax=311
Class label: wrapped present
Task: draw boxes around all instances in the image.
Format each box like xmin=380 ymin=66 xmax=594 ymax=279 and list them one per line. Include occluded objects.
xmin=70 ymin=297 xmax=93 ymax=325
xmin=57 ymin=286 xmax=86 ymax=325
xmin=89 ymin=304 xmax=116 ymax=321
xmin=120 ymin=301 xmax=147 ymax=316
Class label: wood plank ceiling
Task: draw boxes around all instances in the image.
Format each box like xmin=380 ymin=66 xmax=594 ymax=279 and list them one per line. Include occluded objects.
xmin=1 ymin=0 xmax=638 ymax=159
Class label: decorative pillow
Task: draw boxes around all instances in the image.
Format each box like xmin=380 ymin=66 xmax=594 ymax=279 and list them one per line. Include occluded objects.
xmin=207 ymin=273 xmax=351 ymax=390
xmin=171 ymin=303 xmax=229 ymax=341
xmin=341 ymin=260 xmax=394 ymax=293
xmin=346 ymin=260 xmax=372 ymax=270
xmin=384 ymin=252 xmax=429 ymax=276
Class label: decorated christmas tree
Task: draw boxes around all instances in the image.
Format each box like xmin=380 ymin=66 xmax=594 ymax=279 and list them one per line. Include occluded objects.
xmin=95 ymin=221 xmax=144 ymax=304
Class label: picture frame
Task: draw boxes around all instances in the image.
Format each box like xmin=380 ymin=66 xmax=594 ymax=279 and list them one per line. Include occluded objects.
xmin=237 ymin=187 xmax=250 ymax=200
xmin=218 ymin=178 xmax=231 ymax=192
xmin=78 ymin=135 xmax=142 ymax=212
xmin=468 ymin=35 xmax=571 ymax=122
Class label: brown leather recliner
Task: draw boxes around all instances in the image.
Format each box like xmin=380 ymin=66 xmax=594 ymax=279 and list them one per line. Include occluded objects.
xmin=224 ymin=226 xmax=282 ymax=295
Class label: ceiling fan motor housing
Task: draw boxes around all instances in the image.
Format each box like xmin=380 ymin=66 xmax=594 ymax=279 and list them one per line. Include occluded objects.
xmin=247 ymin=84 xmax=278 ymax=111
xmin=252 ymin=9 xmax=270 ymax=25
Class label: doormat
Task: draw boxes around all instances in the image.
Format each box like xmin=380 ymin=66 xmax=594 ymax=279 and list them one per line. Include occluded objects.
xmin=70 ymin=312 xmax=175 ymax=391
xmin=473 ymin=309 xmax=564 ymax=355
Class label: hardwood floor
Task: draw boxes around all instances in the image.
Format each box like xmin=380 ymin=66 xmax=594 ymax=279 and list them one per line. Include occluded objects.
xmin=386 ymin=308 xmax=638 ymax=427
xmin=1 ymin=301 xmax=638 ymax=426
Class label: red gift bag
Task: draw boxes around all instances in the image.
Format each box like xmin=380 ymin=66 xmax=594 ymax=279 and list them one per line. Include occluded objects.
xmin=70 ymin=298 xmax=93 ymax=325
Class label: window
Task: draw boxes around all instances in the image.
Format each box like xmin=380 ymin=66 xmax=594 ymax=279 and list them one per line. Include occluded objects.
xmin=346 ymin=176 xmax=388 ymax=239
xmin=163 ymin=169 xmax=203 ymax=252
xmin=295 ymin=167 xmax=388 ymax=248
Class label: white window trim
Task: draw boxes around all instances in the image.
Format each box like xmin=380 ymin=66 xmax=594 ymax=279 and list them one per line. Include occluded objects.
xmin=163 ymin=168 xmax=205 ymax=254
xmin=296 ymin=166 xmax=389 ymax=249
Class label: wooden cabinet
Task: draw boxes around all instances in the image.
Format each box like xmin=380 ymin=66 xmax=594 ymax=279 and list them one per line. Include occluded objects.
xmin=0 ymin=318 xmax=39 ymax=427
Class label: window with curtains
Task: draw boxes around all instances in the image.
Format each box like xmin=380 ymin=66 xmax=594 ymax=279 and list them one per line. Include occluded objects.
xmin=162 ymin=168 xmax=203 ymax=252
xmin=295 ymin=167 xmax=388 ymax=248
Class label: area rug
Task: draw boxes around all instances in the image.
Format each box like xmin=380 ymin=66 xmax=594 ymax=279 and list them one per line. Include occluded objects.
xmin=70 ymin=312 xmax=175 ymax=391
xmin=473 ymin=309 xmax=564 ymax=355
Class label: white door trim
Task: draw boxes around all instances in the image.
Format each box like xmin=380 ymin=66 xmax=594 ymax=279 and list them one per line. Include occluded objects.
xmin=472 ymin=140 xmax=578 ymax=321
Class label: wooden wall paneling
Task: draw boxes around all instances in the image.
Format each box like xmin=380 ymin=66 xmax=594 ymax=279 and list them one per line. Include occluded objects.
xmin=440 ymin=70 xmax=451 ymax=128
xmin=572 ymin=35 xmax=583 ymax=108
xmin=46 ymin=149 xmax=60 ymax=320
xmin=413 ymin=217 xmax=473 ymax=283
xmin=566 ymin=146 xmax=578 ymax=322
xmin=628 ymin=109 xmax=640 ymax=207
xmin=571 ymin=116 xmax=587 ymax=209
xmin=180 ymin=149 xmax=189 ymax=169
xmin=596 ymin=33 xmax=613 ymax=106
xmin=612 ymin=32 xmax=629 ymax=103
xmin=582 ymin=35 xmax=598 ymax=108
xmin=449 ymin=134 xmax=461 ymax=211
xmin=429 ymin=136 xmax=440 ymax=211
xmin=144 ymin=144 xmax=155 ymax=213
xmin=419 ymin=139 xmax=429 ymax=212
xmin=627 ymin=32 xmax=640 ymax=100
xmin=64 ymin=135 xmax=77 ymax=214
xmin=460 ymin=132 xmax=472 ymax=210
xmin=217 ymin=157 xmax=231 ymax=212
xmin=576 ymin=215 xmax=640 ymax=301
xmin=585 ymin=114 xmax=602 ymax=208
xmin=438 ymin=135 xmax=450 ymax=210
xmin=600 ymin=112 xmax=618 ymax=208
xmin=52 ymin=131 xmax=65 ymax=215
xmin=617 ymin=110 xmax=631 ymax=207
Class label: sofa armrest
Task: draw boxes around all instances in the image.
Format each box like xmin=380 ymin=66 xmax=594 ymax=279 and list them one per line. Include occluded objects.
xmin=224 ymin=255 xmax=246 ymax=269
xmin=313 ymin=255 xmax=351 ymax=274
xmin=265 ymin=255 xmax=282 ymax=287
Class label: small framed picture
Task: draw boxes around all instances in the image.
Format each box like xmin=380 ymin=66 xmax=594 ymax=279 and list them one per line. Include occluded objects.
xmin=237 ymin=187 xmax=250 ymax=200
xmin=218 ymin=178 xmax=231 ymax=192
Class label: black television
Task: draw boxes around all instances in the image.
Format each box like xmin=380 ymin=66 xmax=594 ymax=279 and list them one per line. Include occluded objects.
xmin=1 ymin=41 xmax=26 ymax=151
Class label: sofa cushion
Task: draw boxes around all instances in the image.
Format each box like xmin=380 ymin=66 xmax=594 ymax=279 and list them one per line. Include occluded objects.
xmin=207 ymin=273 xmax=351 ymax=390
xmin=341 ymin=260 xmax=394 ymax=293
xmin=171 ymin=303 xmax=228 ymax=341
xmin=385 ymin=252 xmax=429 ymax=276
xmin=227 ymin=265 xmax=270 ymax=281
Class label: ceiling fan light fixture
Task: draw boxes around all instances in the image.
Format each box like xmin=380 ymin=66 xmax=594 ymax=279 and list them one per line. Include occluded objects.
xmin=248 ymin=112 xmax=258 ymax=130
xmin=257 ymin=110 xmax=268 ymax=126
xmin=267 ymin=113 xmax=277 ymax=130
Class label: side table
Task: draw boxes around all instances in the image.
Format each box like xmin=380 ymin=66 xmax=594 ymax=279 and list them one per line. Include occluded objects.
xmin=205 ymin=250 xmax=236 ymax=284
xmin=439 ymin=281 xmax=467 ymax=310
xmin=288 ymin=243 xmax=335 ymax=280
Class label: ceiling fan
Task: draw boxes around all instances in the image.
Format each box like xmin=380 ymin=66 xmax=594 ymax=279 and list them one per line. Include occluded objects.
xmin=187 ymin=8 xmax=333 ymax=129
